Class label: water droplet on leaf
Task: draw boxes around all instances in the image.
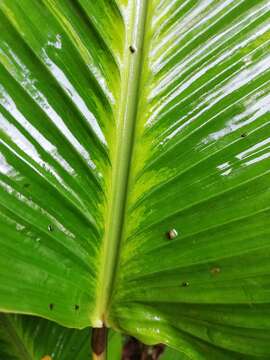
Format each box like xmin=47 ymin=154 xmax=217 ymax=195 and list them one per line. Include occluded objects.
xmin=167 ymin=229 xmax=178 ymax=240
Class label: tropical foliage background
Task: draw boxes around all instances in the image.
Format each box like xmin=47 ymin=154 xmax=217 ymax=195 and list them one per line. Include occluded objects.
xmin=0 ymin=0 xmax=270 ymax=358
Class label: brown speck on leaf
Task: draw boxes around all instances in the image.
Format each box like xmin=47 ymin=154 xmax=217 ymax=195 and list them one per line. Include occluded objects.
xmin=41 ymin=356 xmax=52 ymax=360
xmin=211 ymin=267 xmax=221 ymax=275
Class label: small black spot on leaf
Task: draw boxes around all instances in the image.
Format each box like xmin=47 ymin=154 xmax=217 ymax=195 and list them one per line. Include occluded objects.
xmin=48 ymin=224 xmax=53 ymax=232
xmin=129 ymin=45 xmax=136 ymax=53
xmin=181 ymin=281 xmax=189 ymax=287
xmin=241 ymin=133 xmax=247 ymax=138
xmin=23 ymin=183 xmax=30 ymax=188
xmin=75 ymin=304 xmax=79 ymax=310
xmin=49 ymin=303 xmax=54 ymax=310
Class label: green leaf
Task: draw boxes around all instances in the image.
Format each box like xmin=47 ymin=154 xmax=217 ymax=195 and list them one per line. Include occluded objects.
xmin=0 ymin=314 xmax=91 ymax=360
xmin=161 ymin=347 xmax=189 ymax=360
xmin=0 ymin=314 xmax=122 ymax=360
xmin=0 ymin=313 xmax=180 ymax=360
xmin=0 ymin=0 xmax=270 ymax=358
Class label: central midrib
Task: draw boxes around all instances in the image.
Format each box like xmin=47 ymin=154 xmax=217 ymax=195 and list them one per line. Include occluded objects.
xmin=93 ymin=0 xmax=149 ymax=327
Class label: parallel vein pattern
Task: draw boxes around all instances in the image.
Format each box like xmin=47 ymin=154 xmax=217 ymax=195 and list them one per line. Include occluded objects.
xmin=0 ymin=313 xmax=92 ymax=360
xmin=1 ymin=1 xmax=270 ymax=358
xmin=0 ymin=0 xmax=124 ymax=327
xmin=110 ymin=0 xmax=270 ymax=358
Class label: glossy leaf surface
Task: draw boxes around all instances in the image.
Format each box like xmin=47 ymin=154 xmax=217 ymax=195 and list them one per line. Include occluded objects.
xmin=0 ymin=0 xmax=270 ymax=358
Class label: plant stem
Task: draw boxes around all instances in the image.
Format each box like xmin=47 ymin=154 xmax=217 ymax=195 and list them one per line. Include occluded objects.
xmin=92 ymin=352 xmax=106 ymax=360
xmin=91 ymin=326 xmax=107 ymax=360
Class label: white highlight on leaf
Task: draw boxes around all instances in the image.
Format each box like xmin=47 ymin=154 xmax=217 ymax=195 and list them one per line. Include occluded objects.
xmin=42 ymin=42 xmax=107 ymax=145
xmin=0 ymin=152 xmax=17 ymax=177
xmin=47 ymin=34 xmax=62 ymax=49
xmin=236 ymin=137 xmax=270 ymax=161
